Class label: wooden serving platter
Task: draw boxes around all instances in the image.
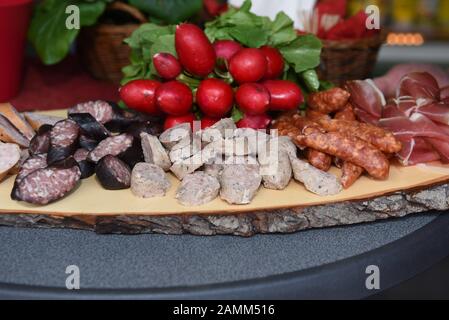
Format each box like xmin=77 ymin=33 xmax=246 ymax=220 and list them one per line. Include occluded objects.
xmin=1 ymin=110 xmax=449 ymax=236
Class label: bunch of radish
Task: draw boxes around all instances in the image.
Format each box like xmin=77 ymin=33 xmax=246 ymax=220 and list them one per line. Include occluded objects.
xmin=120 ymin=23 xmax=304 ymax=130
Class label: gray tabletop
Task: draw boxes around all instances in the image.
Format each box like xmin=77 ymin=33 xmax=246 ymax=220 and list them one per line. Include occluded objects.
xmin=1 ymin=211 xmax=448 ymax=299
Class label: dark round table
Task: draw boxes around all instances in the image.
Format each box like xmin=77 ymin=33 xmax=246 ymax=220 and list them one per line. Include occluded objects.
xmin=1 ymin=211 xmax=449 ymax=299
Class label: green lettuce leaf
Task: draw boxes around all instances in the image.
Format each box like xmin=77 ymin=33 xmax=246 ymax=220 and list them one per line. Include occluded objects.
xmin=128 ymin=0 xmax=202 ymax=24
xmin=28 ymin=0 xmax=108 ymax=65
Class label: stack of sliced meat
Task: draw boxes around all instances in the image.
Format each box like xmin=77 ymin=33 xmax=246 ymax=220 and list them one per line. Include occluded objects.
xmin=347 ymin=72 xmax=449 ymax=166
xmin=272 ymin=87 xmax=402 ymax=189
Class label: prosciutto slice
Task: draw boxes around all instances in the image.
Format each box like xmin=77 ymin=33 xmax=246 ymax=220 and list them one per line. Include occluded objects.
xmin=416 ymin=102 xmax=449 ymax=125
xmin=346 ymin=79 xmax=385 ymax=119
xmin=397 ymin=72 xmax=440 ymax=102
xmin=396 ymin=137 xmax=440 ymax=166
xmin=379 ymin=113 xmax=449 ymax=142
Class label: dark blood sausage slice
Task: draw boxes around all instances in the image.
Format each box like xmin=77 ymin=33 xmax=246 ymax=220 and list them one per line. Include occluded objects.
xmin=95 ymin=155 xmax=131 ymax=190
xmin=47 ymin=119 xmax=80 ymax=165
xmin=79 ymin=134 xmax=98 ymax=151
xmin=118 ymin=139 xmax=143 ymax=169
xmin=68 ymin=100 xmax=114 ymax=124
xmin=74 ymin=148 xmax=95 ymax=179
xmin=13 ymin=157 xmax=81 ymax=205
xmin=69 ymin=113 xmax=110 ymax=141
xmin=105 ymin=102 xmax=163 ymax=135
xmin=125 ymin=120 xmax=164 ymax=140
xmin=29 ymin=124 xmax=52 ymax=155
xmin=87 ymin=133 xmax=133 ymax=163
xmin=11 ymin=154 xmax=48 ymax=200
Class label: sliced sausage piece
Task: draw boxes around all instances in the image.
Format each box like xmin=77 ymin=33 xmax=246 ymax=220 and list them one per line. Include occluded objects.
xmin=13 ymin=158 xmax=81 ymax=205
xmin=105 ymin=103 xmax=163 ymax=133
xmin=0 ymin=142 xmax=21 ymax=182
xmin=48 ymin=119 xmax=80 ymax=165
xmin=0 ymin=103 xmax=35 ymax=140
xmin=169 ymin=145 xmax=193 ymax=163
xmin=29 ymin=124 xmax=52 ymax=155
xmin=69 ymin=113 xmax=110 ymax=141
xmin=11 ymin=154 xmax=48 ymax=200
xmin=289 ymin=156 xmax=342 ymax=196
xmin=23 ymin=112 xmax=64 ymax=131
xmin=234 ymin=128 xmax=270 ymax=155
xmin=87 ymin=134 xmax=133 ymax=163
xmin=140 ymin=132 xmax=171 ymax=171
xmin=170 ymin=144 xmax=220 ymax=180
xmin=79 ymin=134 xmax=98 ymax=151
xmin=219 ymin=163 xmax=261 ymax=205
xmin=276 ymin=136 xmax=298 ymax=158
xmin=159 ymin=123 xmax=191 ymax=150
xmin=96 ymin=155 xmax=131 ymax=190
xmin=0 ymin=114 xmax=29 ymax=147
xmin=176 ymin=172 xmax=220 ymax=206
xmin=198 ymin=118 xmax=236 ymax=142
xmin=118 ymin=139 xmax=144 ymax=169
xmin=125 ymin=121 xmax=164 ymax=141
xmin=68 ymin=100 xmax=114 ymax=124
xmin=74 ymin=148 xmax=95 ymax=179
xmin=131 ymin=163 xmax=171 ymax=198
xmin=259 ymin=149 xmax=292 ymax=190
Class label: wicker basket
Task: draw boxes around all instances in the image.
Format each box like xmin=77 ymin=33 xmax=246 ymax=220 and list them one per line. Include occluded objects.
xmin=318 ymin=31 xmax=386 ymax=86
xmin=77 ymin=2 xmax=147 ymax=84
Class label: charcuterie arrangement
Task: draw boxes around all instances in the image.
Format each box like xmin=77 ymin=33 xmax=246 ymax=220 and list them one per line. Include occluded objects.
xmin=1 ymin=0 xmax=449 ymax=214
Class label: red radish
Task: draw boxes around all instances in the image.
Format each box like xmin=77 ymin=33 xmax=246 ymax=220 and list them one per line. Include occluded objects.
xmin=260 ymin=46 xmax=285 ymax=80
xmin=200 ymin=117 xmax=219 ymax=129
xmin=175 ymin=23 xmax=216 ymax=77
xmin=213 ymin=40 xmax=242 ymax=69
xmin=229 ymin=48 xmax=267 ymax=84
xmin=263 ymin=80 xmax=303 ymax=111
xmin=156 ymin=80 xmax=193 ymax=116
xmin=237 ymin=113 xmax=272 ymax=130
xmin=235 ymin=83 xmax=270 ymax=115
xmin=196 ymin=78 xmax=234 ymax=118
xmin=119 ymin=79 xmax=161 ymax=115
xmin=163 ymin=113 xmax=195 ymax=130
xmin=153 ymin=53 xmax=182 ymax=80
xmin=204 ymin=0 xmax=228 ymax=16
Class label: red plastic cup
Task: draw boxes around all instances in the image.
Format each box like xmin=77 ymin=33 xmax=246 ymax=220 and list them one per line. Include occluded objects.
xmin=0 ymin=0 xmax=33 ymax=102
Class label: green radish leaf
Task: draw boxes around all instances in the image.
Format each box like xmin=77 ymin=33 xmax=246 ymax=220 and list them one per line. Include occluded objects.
xmin=320 ymin=80 xmax=336 ymax=90
xmin=301 ymin=69 xmax=320 ymax=92
xmin=122 ymin=23 xmax=176 ymax=84
xmin=279 ymin=35 xmax=322 ymax=73
xmin=128 ymin=0 xmax=203 ymax=24
xmin=231 ymin=106 xmax=244 ymax=123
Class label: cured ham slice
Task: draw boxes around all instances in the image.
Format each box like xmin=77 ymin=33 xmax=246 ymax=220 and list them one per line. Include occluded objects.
xmin=395 ymin=137 xmax=440 ymax=166
xmin=353 ymin=107 xmax=379 ymax=125
xmin=441 ymin=86 xmax=449 ymax=98
xmin=397 ymin=72 xmax=440 ymax=102
xmin=416 ymin=102 xmax=449 ymax=125
xmin=379 ymin=113 xmax=449 ymax=142
xmin=346 ymin=79 xmax=385 ymax=119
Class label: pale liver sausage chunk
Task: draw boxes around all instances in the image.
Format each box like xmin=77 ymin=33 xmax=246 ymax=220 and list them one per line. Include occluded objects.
xmin=159 ymin=123 xmax=191 ymax=150
xmin=131 ymin=163 xmax=171 ymax=198
xmin=289 ymin=156 xmax=342 ymax=196
xmin=219 ymin=163 xmax=262 ymax=205
xmin=140 ymin=132 xmax=171 ymax=171
xmin=175 ymin=172 xmax=220 ymax=206
xmin=259 ymin=149 xmax=292 ymax=190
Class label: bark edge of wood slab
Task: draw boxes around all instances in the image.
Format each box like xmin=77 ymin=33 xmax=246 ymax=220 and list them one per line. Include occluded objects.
xmin=0 ymin=183 xmax=447 ymax=237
